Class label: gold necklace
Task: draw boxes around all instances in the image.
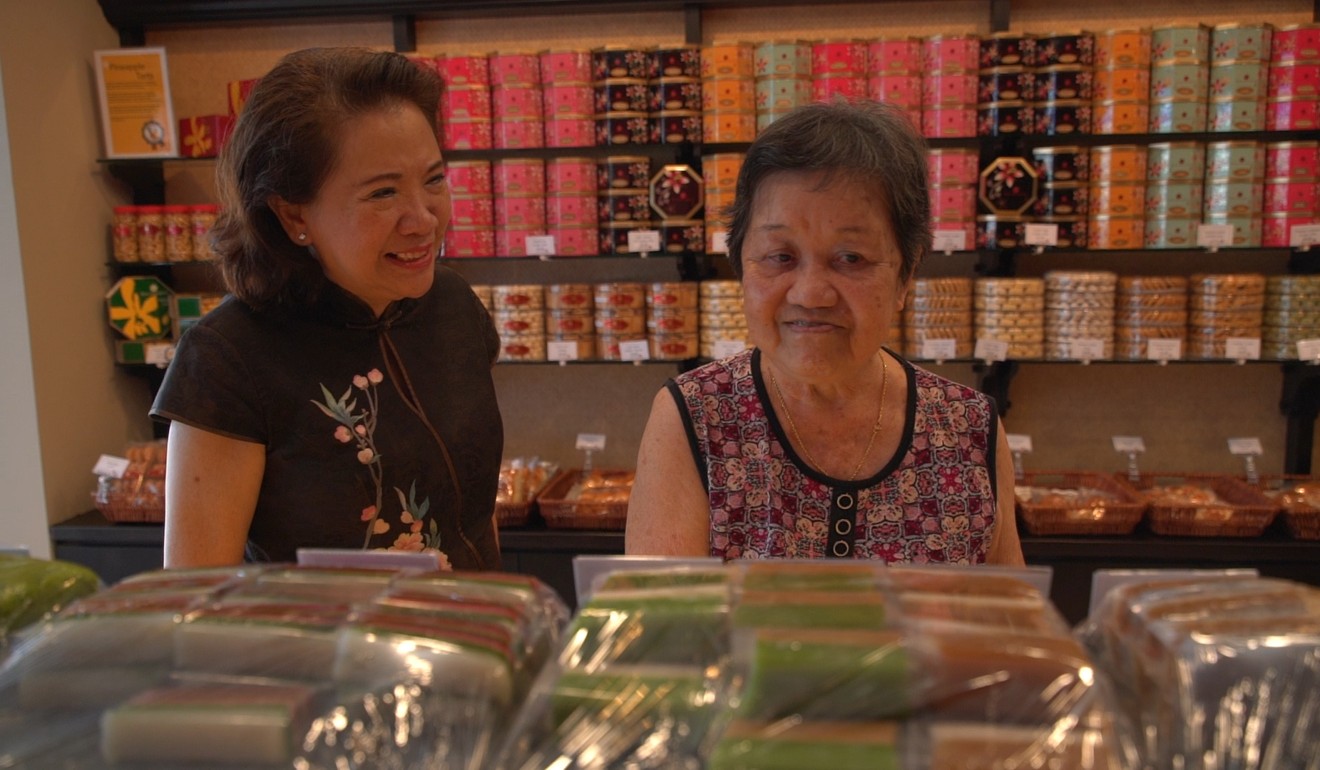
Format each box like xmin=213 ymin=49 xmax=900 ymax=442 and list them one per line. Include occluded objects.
xmin=769 ymin=354 xmax=888 ymax=481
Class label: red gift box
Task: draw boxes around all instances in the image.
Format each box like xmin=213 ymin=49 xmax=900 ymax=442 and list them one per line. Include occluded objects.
xmin=227 ymin=78 xmax=260 ymax=116
xmin=178 ymin=115 xmax=235 ymax=158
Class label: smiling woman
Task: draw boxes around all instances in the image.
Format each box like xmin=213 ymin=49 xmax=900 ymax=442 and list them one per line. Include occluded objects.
xmin=625 ymin=101 xmax=1023 ymax=567
xmin=149 ymin=48 xmax=504 ymax=571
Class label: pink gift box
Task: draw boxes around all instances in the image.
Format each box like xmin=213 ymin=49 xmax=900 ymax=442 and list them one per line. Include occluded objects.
xmin=493 ymin=86 xmax=544 ymax=120
xmin=929 ymin=184 xmax=977 ymax=219
xmin=550 ymin=226 xmax=598 ymax=256
xmin=868 ymin=38 xmax=922 ymax=75
xmin=495 ymin=195 xmax=547 ymax=228
xmin=539 ymin=49 xmax=592 ymax=83
xmin=542 ymin=84 xmax=594 ymax=117
xmin=923 ymin=106 xmax=977 ymax=138
xmin=1271 ymin=24 xmax=1320 ymax=64
xmin=811 ymin=75 xmax=867 ymax=103
xmin=811 ymin=40 xmax=868 ymax=77
xmin=488 ymin=53 xmax=540 ymax=86
xmin=446 ymin=161 xmax=493 ymax=195
xmin=441 ymin=85 xmax=492 ymax=120
xmin=438 ymin=55 xmax=490 ymax=87
xmin=493 ymin=118 xmax=545 ymax=149
xmin=1266 ymin=142 xmax=1319 ymax=179
xmin=545 ymin=194 xmax=598 ymax=227
xmin=867 ymin=74 xmax=922 ymax=108
xmin=442 ymin=119 xmax=493 ymax=150
xmin=923 ymin=72 xmax=979 ymax=107
xmin=449 ymin=195 xmax=495 ymax=227
xmin=928 ymin=148 xmax=980 ymax=186
xmin=544 ymin=118 xmax=595 ymax=148
xmin=1267 ymin=97 xmax=1320 ymax=130
xmin=1264 ymin=179 xmax=1320 ymax=214
xmin=923 ymin=34 xmax=980 ymax=73
xmin=494 ymin=227 xmax=544 ymax=257
xmin=1268 ymin=63 xmax=1320 ymax=99
xmin=178 ymin=115 xmax=234 ymax=158
xmin=444 ymin=226 xmax=495 ymax=258
xmin=546 ymin=158 xmax=597 ymax=195
xmin=1264 ymin=213 xmax=1319 ymax=246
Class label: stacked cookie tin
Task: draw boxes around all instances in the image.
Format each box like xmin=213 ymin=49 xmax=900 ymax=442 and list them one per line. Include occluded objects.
xmin=654 ymin=45 xmax=705 ymax=145
xmin=1044 ymin=271 xmax=1117 ymax=360
xmin=930 ymin=148 xmax=980 ymax=249
xmin=544 ymin=283 xmax=595 ymax=360
xmin=1093 ymin=28 xmax=1151 ymax=134
xmin=754 ymin=40 xmax=813 ymax=132
xmin=1145 ymin=141 xmax=1205 ymax=248
xmin=1204 ymin=140 xmax=1266 ymax=247
xmin=545 ymin=157 xmax=598 ymax=257
xmin=868 ymin=37 xmax=924 ymax=132
xmin=647 ymin=282 xmax=699 ymax=361
xmin=1088 ymin=144 xmax=1147 ymax=249
xmin=703 ymin=42 xmax=757 ymax=142
xmin=1268 ymin=23 xmax=1320 ymax=130
xmin=1264 ymin=140 xmax=1320 ymax=246
xmin=921 ymin=34 xmax=980 ymax=138
xmin=703 ymin=152 xmax=743 ymax=255
xmin=596 ymin=156 xmax=653 ymax=256
xmin=1209 ymin=23 xmax=1272 ymax=132
xmin=1030 ymin=145 xmax=1090 ymax=248
xmin=493 ymin=158 xmax=546 ymax=257
xmin=811 ymin=39 xmax=868 ymax=105
xmin=974 ymin=278 xmax=1045 ymax=359
xmin=699 ymin=280 xmax=749 ymax=359
xmin=540 ymin=49 xmax=596 ymax=149
xmin=1264 ymin=275 xmax=1320 ymax=359
xmin=1033 ymin=31 xmax=1094 ymax=135
xmin=1114 ymin=276 xmax=1189 ymax=360
xmin=649 ymin=164 xmax=705 ymax=255
xmin=595 ymin=282 xmax=648 ymax=360
xmin=593 ymin=46 xmax=659 ymax=147
xmin=445 ymin=160 xmax=495 ymax=258
xmin=978 ymin=32 xmax=1036 ymax=136
xmin=1187 ymin=273 xmax=1266 ymax=359
xmin=438 ymin=54 xmax=494 ymax=151
xmin=490 ymin=52 xmax=544 ymax=150
xmin=1149 ymin=24 xmax=1210 ymax=133
xmin=903 ymin=277 xmax=973 ymax=360
xmin=491 ymin=284 xmax=546 ymax=361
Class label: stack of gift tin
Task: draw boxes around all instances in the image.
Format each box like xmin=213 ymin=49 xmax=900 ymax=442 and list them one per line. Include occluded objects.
xmin=596 ymin=156 xmax=654 ymax=256
xmin=1204 ymin=140 xmax=1266 ymax=246
xmin=929 ymin=148 xmax=980 ymax=249
xmin=1089 ymin=144 xmax=1147 ymax=249
xmin=1033 ymin=31 xmax=1094 ymax=134
xmin=545 ymin=157 xmax=598 ymax=256
xmin=1188 ymin=274 xmax=1266 ymax=359
xmin=1208 ymin=23 xmax=1272 ymax=132
xmin=1149 ymin=24 xmax=1210 ymax=133
xmin=702 ymin=152 xmax=743 ymax=254
xmin=978 ymin=32 xmax=1035 ymax=136
xmin=445 ymin=160 xmax=495 ymax=258
xmin=654 ymin=45 xmax=704 ymax=144
xmin=650 ymin=164 xmax=705 ymax=255
xmin=1030 ymin=145 xmax=1090 ymax=248
xmin=647 ymin=282 xmax=699 ymax=361
xmin=492 ymin=285 xmax=546 ymax=361
xmin=544 ymin=283 xmax=595 ymax=360
xmin=976 ymin=155 xmax=1039 ymax=250
xmin=490 ymin=52 xmax=544 ymax=150
xmin=754 ymin=40 xmax=813 ymax=132
xmin=1267 ymin=23 xmax=1319 ymax=130
xmin=1264 ymin=140 xmax=1319 ymax=246
xmin=703 ymin=42 xmax=757 ymax=143
xmin=811 ymin=39 xmax=868 ymax=105
xmin=1044 ymin=271 xmax=1117 ymax=361
xmin=593 ymin=46 xmax=659 ymax=146
xmin=438 ymin=54 xmax=493 ymax=151
xmin=921 ymin=34 xmax=979 ymax=138
xmin=595 ymin=282 xmax=648 ymax=360
xmin=1264 ymin=275 xmax=1320 ymax=359
xmin=1093 ymin=28 xmax=1151 ymax=134
xmin=974 ymin=278 xmax=1046 ymax=359
xmin=540 ymin=50 xmax=596 ymax=149
xmin=1145 ymin=141 xmax=1205 ymax=248
xmin=698 ymin=280 xmax=749 ymax=359
xmin=902 ymin=277 xmax=973 ymax=360
xmin=868 ymin=37 xmax=923 ymax=132
xmin=493 ymin=158 xmax=547 ymax=257
xmin=1114 ymin=276 xmax=1189 ymax=360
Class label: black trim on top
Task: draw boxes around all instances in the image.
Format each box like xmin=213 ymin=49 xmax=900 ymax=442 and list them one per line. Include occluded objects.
xmin=665 ymin=378 xmax=710 ymax=493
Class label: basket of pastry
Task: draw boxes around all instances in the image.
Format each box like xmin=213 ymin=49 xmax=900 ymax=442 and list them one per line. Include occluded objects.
xmin=1014 ymin=471 xmax=1146 ymax=535
xmin=1132 ymin=473 xmax=1280 ymax=537
xmin=1247 ymin=475 xmax=1320 ymax=540
xmin=92 ymin=440 xmax=167 ymax=523
xmin=495 ymin=457 xmax=560 ymax=527
xmin=536 ymin=469 xmax=635 ymax=530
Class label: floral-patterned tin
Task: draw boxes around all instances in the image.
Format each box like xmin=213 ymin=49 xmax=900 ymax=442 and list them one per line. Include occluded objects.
xmin=1267 ymin=63 xmax=1320 ymax=99
xmin=539 ymin=49 xmax=593 ymax=84
xmin=755 ymin=40 xmax=812 ymax=78
xmin=812 ymin=75 xmax=868 ymax=103
xmin=1204 ymin=179 xmax=1264 ymax=215
xmin=977 ymin=101 xmax=1034 ymax=136
xmin=595 ymin=79 xmax=653 ymax=113
xmin=1088 ymin=215 xmax=1145 ymax=249
xmin=703 ymin=111 xmax=758 ymax=142
xmin=702 ymin=153 xmax=745 ymax=190
xmin=1272 ymin=23 xmax=1320 ymax=64
xmin=599 ymin=222 xmax=657 ymax=255
xmin=650 ymin=164 xmax=704 ymax=220
xmin=929 ymin=148 xmax=981 ymax=185
xmin=489 ymin=53 xmax=541 ymax=86
xmin=811 ymin=40 xmax=868 ymax=77
xmin=704 ymin=77 xmax=757 ymax=111
xmin=657 ymin=111 xmax=703 ymax=143
xmin=544 ymin=118 xmax=596 ymax=148
xmin=1091 ymin=182 xmax=1145 ymax=216
xmin=653 ymin=78 xmax=703 ymax=112
xmin=595 ymin=112 xmax=657 ymax=145
xmin=1093 ymin=66 xmax=1149 ymax=100
xmin=598 ymin=156 xmax=652 ymax=190
xmin=599 ymin=189 xmax=653 ymax=223
xmin=545 ymin=193 xmax=597 ymax=227
xmin=866 ymin=75 xmax=922 ymax=108
xmin=1265 ymin=213 xmax=1320 ymax=247
xmin=1145 ymin=180 xmax=1204 ymax=216
xmin=655 ymin=45 xmax=702 ymax=78
xmin=759 ymin=76 xmax=815 ymax=110
xmin=1151 ymin=61 xmax=1209 ymax=101
xmin=493 ymin=117 xmax=544 ymax=149
xmin=926 ymin=72 xmax=980 ymax=106
xmin=702 ymin=42 xmax=755 ymax=79
xmin=450 ymin=194 xmax=495 ymax=226
xmin=979 ymin=156 xmax=1040 ymax=215
xmin=1206 ymin=141 xmax=1266 ymax=180
xmin=1209 ymin=97 xmax=1268 ymax=132
xmin=594 ymin=46 xmax=655 ymax=80
xmin=1037 ymin=66 xmax=1091 ymax=100
xmin=1147 ymin=142 xmax=1206 ymax=181
xmin=980 ymin=32 xmax=1037 ymax=68
xmin=545 ymin=283 xmax=594 ymax=311
xmin=1040 ymin=216 xmax=1089 ymax=248
xmin=1210 ymin=60 xmax=1269 ymax=100
xmin=1032 ymin=146 xmax=1089 ymax=183
xmin=546 ymin=157 xmax=596 ymax=195
xmin=445 ymin=160 xmax=493 ymax=195
xmin=1032 ymin=184 xmax=1089 ymax=216
xmin=1211 ymin=23 xmax=1273 ymax=63
xmin=1035 ymin=32 xmax=1095 ymax=67
xmin=1202 ymin=212 xmax=1264 ymax=246
xmin=1034 ymin=100 xmax=1091 ymax=135
xmin=1151 ymin=23 xmax=1211 ymax=64
xmin=1263 ymin=179 xmax=1318 ymax=213
xmin=495 ymin=194 xmax=546 ymax=228
xmin=975 ymin=215 xmax=1026 ymax=249
xmin=868 ymin=37 xmax=923 ymax=75
xmin=1149 ymin=98 xmax=1208 ymax=133
xmin=923 ymin=34 xmax=981 ymax=73
xmin=548 ymin=227 xmax=597 ymax=256
xmin=1266 ymin=141 xmax=1319 ymax=179
xmin=542 ymin=84 xmax=594 ymax=117
xmin=438 ymin=54 xmax=491 ymax=87
xmin=922 ymin=106 xmax=977 ymax=138
xmin=657 ymin=220 xmax=705 ymax=254
xmin=930 ymin=183 xmax=978 ymax=219
xmin=930 ymin=219 xmax=977 ymax=251
xmin=1095 ymin=28 xmax=1152 ymax=67
xmin=1144 ymin=215 xmax=1200 ymax=248
xmin=1267 ymin=96 xmax=1320 ymax=130
xmin=1093 ymin=100 xmax=1149 ymax=134
xmin=441 ymin=84 xmax=492 ymax=120
xmin=442 ymin=118 xmax=493 ymax=150
xmin=493 ymin=226 xmax=541 ymax=257
xmin=444 ymin=226 xmax=496 ymax=258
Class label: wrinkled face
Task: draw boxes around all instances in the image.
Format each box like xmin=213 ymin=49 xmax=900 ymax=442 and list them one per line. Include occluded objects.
xmin=740 ymin=170 xmax=907 ymax=381
xmin=285 ymin=102 xmax=450 ymax=316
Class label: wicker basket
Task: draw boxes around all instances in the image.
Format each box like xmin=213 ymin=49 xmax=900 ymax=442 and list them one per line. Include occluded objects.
xmin=92 ymin=494 xmax=165 ymax=523
xmin=536 ymin=469 xmax=633 ymax=530
xmin=1015 ymin=471 xmax=1147 ymax=536
xmin=1133 ymin=473 xmax=1280 ymax=538
xmin=494 ymin=459 xmax=560 ymax=528
xmin=1246 ymin=475 xmax=1320 ymax=540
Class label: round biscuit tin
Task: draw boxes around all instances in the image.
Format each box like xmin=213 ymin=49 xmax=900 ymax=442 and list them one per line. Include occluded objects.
xmin=492 ymin=284 xmax=545 ymax=310
xmin=544 ymin=308 xmax=593 ymax=334
xmin=545 ymin=283 xmax=594 ymax=311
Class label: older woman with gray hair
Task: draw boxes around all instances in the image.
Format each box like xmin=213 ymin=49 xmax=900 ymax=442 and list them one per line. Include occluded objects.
xmin=626 ymin=100 xmax=1023 ymax=566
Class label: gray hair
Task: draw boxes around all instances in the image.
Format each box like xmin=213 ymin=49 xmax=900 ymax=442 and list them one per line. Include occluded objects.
xmin=724 ymin=100 xmax=931 ymax=284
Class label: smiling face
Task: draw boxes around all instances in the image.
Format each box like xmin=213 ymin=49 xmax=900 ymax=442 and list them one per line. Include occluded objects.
xmin=740 ymin=170 xmax=908 ymax=383
xmin=271 ymin=101 xmax=449 ymax=316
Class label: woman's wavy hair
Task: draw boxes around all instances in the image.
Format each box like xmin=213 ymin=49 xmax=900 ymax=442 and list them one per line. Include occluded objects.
xmin=723 ymin=100 xmax=931 ymax=285
xmin=211 ymin=47 xmax=441 ymax=308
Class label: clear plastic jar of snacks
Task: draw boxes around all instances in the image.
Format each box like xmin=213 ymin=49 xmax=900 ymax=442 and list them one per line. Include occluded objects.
xmin=135 ymin=206 xmax=165 ymax=262
xmin=163 ymin=205 xmax=193 ymax=262
xmin=190 ymin=204 xmax=219 ymax=260
xmin=111 ymin=206 xmax=138 ymax=262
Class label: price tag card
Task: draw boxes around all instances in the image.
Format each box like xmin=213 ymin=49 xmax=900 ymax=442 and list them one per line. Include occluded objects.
xmin=711 ymin=231 xmax=730 ymax=254
xmin=1297 ymin=338 xmax=1320 ymax=362
xmin=144 ymin=342 xmax=175 ymax=366
xmin=627 ymin=229 xmax=662 ymax=254
xmin=1006 ymin=434 xmax=1034 ymax=453
xmin=921 ymin=338 xmax=958 ymax=361
xmin=1145 ymin=338 xmax=1183 ymax=362
xmin=1224 ymin=337 xmax=1261 ymax=361
xmin=92 ymin=454 xmax=131 ymax=479
xmin=619 ymin=339 xmax=651 ymax=361
xmin=974 ymin=337 xmax=1009 ymax=362
xmin=931 ymin=229 xmax=968 ymax=254
xmin=1290 ymin=223 xmax=1320 ymax=249
xmin=1070 ymin=338 xmax=1107 ymax=362
xmin=1024 ymin=223 xmax=1059 ymax=247
xmin=1195 ymin=223 xmax=1235 ymax=250
xmin=712 ymin=339 xmax=747 ymax=358
xmin=546 ymin=340 xmax=579 ymax=362
xmin=525 ymin=235 xmax=557 ymax=257
xmin=1112 ymin=436 xmax=1146 ymax=453
xmin=575 ymin=433 xmax=607 ymax=452
xmin=1228 ymin=437 xmax=1264 ymax=456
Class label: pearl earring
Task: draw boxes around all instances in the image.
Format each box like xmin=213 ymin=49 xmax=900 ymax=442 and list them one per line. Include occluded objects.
xmin=297 ymin=233 xmax=307 ymax=242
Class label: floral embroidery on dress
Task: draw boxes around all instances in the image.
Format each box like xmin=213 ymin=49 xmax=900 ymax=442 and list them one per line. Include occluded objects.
xmin=312 ymin=368 xmax=451 ymax=566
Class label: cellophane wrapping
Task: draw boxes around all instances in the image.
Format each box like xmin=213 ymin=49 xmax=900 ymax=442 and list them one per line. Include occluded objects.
xmin=0 ymin=554 xmax=102 ymax=648
xmin=0 ymin=564 xmax=568 ymax=769
xmin=494 ymin=561 xmax=1132 ymax=770
xmin=1079 ymin=575 xmax=1320 ymax=770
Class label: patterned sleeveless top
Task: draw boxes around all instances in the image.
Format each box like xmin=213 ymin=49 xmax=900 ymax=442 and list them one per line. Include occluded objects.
xmin=668 ymin=348 xmax=1001 ymax=563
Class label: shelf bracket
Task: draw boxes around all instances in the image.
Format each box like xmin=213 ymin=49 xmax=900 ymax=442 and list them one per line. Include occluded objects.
xmin=105 ymin=161 xmax=166 ymax=205
xmin=1281 ymin=362 xmax=1320 ymax=474
xmin=118 ymin=26 xmax=146 ymax=47
xmin=684 ymin=3 xmax=702 ymax=46
xmin=974 ymin=360 xmax=1018 ymax=417
xmin=393 ymin=15 xmax=417 ymax=53
xmin=990 ymin=0 xmax=1011 ymax=32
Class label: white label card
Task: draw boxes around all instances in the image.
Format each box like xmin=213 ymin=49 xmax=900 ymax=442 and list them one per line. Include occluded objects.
xmin=1024 ymin=223 xmax=1059 ymax=247
xmin=974 ymin=338 xmax=1009 ymax=362
xmin=93 ymin=454 xmax=131 ymax=479
xmin=921 ymin=338 xmax=958 ymax=361
xmin=1297 ymin=339 xmax=1320 ymax=362
xmin=575 ymin=433 xmax=607 ymax=452
xmin=1112 ymin=436 xmax=1146 ymax=453
xmin=619 ymin=339 xmax=650 ymax=361
xmin=712 ymin=339 xmax=747 ymax=358
xmin=525 ymin=235 xmax=557 ymax=257
xmin=546 ymin=340 xmax=579 ymax=361
xmin=1070 ymin=338 xmax=1106 ymax=361
xmin=711 ymin=231 xmax=730 ymax=254
xmin=1145 ymin=338 xmax=1183 ymax=362
xmin=1228 ymin=437 xmax=1264 ymax=456
xmin=1224 ymin=337 xmax=1261 ymax=361
xmin=145 ymin=342 xmax=174 ymax=366
xmin=931 ymin=229 xmax=968 ymax=254
xmin=1290 ymin=223 xmax=1320 ymax=249
xmin=627 ymin=229 xmax=662 ymax=254
xmin=1195 ymin=223 xmax=1235 ymax=249
xmin=1006 ymin=434 xmax=1034 ymax=453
